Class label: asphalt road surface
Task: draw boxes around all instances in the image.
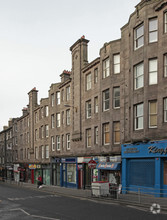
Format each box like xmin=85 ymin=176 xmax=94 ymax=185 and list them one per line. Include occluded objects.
xmin=0 ymin=183 xmax=166 ymax=220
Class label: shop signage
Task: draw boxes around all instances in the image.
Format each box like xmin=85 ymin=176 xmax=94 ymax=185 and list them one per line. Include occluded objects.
xmin=29 ymin=164 xmax=37 ymax=169
xmin=148 ymin=146 xmax=167 ymax=155
xmin=88 ymin=160 xmax=97 ymax=169
xmin=124 ymin=147 xmax=140 ymax=154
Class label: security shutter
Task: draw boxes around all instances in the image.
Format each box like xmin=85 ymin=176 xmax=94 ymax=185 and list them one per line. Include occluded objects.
xmin=127 ymin=159 xmax=155 ymax=187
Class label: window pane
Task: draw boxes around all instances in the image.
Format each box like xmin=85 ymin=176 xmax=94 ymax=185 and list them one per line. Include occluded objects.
xmin=149 ymin=32 xmax=157 ymax=42
xmin=149 ymin=19 xmax=157 ymax=31
xmin=134 ymin=24 xmax=144 ymax=49
xmin=150 ymin=115 xmax=157 ymax=127
xmin=164 ymin=54 xmax=167 ymax=77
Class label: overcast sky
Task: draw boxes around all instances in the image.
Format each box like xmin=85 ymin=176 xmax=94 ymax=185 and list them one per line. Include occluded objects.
xmin=0 ymin=0 xmax=139 ymax=131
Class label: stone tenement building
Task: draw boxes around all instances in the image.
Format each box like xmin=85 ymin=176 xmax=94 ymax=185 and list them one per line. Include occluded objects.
xmin=0 ymin=0 xmax=167 ymax=192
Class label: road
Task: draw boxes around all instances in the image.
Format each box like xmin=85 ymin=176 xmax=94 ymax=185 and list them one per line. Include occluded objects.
xmin=0 ymin=183 xmax=166 ymax=220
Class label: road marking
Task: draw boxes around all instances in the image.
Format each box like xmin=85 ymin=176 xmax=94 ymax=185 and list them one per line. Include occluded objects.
xmin=8 ymin=194 xmax=60 ymax=201
xmin=10 ymin=208 xmax=60 ymax=220
xmin=127 ymin=205 xmax=149 ymax=212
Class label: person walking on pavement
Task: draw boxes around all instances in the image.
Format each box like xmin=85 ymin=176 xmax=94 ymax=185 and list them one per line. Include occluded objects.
xmin=37 ymin=175 xmax=42 ymax=188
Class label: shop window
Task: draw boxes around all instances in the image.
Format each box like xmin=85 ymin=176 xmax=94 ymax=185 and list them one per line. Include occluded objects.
xmin=134 ymin=23 xmax=144 ymax=50
xmin=67 ymin=164 xmax=76 ymax=184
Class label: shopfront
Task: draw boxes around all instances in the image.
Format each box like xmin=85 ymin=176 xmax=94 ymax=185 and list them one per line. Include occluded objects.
xmin=96 ymin=162 xmax=121 ymax=185
xmin=122 ymin=140 xmax=167 ymax=197
xmin=60 ymin=158 xmax=78 ymax=188
xmin=52 ymin=158 xmax=60 ymax=186
xmin=42 ymin=164 xmax=51 ymax=185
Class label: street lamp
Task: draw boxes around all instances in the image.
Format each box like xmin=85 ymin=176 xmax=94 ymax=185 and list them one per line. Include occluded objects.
xmin=64 ymin=104 xmax=78 ymax=112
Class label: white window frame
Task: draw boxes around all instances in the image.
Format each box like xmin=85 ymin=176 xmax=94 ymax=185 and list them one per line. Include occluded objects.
xmin=66 ymin=86 xmax=70 ymax=101
xmin=66 ymin=134 xmax=70 ymax=150
xmin=134 ymin=62 xmax=144 ymax=89
xmin=149 ymin=100 xmax=157 ymax=128
xmin=94 ymin=68 xmax=98 ymax=84
xmin=51 ymin=114 xmax=55 ymax=128
xmin=134 ymin=103 xmax=144 ymax=130
xmin=86 ymin=100 xmax=91 ymax=119
xmin=62 ymin=134 xmax=64 ymax=149
xmin=103 ymin=123 xmax=110 ymax=145
xmin=51 ymin=93 xmax=55 ymax=107
xmin=113 ymin=87 xmax=120 ymax=109
xmin=94 ymin=97 xmax=98 ymax=113
xmin=86 ymin=73 xmax=91 ymax=90
xmin=113 ymin=121 xmax=120 ymax=144
xmin=149 ymin=18 xmax=158 ymax=43
xmin=94 ymin=126 xmax=98 ymax=145
xmin=56 ymin=113 xmax=60 ymax=127
xmin=45 ymin=106 xmax=49 ymax=117
xmin=164 ymin=98 xmax=167 ymax=122
xmin=113 ymin=54 xmax=120 ymax=74
xmin=165 ymin=11 xmax=167 ymax=33
xmin=41 ymin=146 xmax=44 ymax=159
xmin=134 ymin=24 xmax=144 ymax=50
xmin=45 ymin=145 xmax=49 ymax=158
xmin=56 ymin=136 xmax=60 ymax=151
xmin=164 ymin=54 xmax=167 ymax=77
xmin=86 ymin=129 xmax=91 ymax=147
xmin=56 ymin=91 xmax=60 ymax=105
xmin=103 ymin=89 xmax=109 ymax=111
xmin=45 ymin=125 xmax=49 ymax=137
xmin=103 ymin=58 xmax=110 ymax=78
xmin=66 ymin=109 xmax=70 ymax=125
xmin=51 ymin=136 xmax=55 ymax=151
xmin=149 ymin=59 xmax=157 ymax=85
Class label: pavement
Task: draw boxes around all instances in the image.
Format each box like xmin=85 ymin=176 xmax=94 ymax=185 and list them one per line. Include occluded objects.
xmin=2 ymin=180 xmax=167 ymax=213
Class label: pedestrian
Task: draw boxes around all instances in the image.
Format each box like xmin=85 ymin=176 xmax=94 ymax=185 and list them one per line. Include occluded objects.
xmin=37 ymin=175 xmax=42 ymax=188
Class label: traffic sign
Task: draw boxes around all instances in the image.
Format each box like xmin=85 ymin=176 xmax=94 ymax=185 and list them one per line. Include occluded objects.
xmin=88 ymin=160 xmax=97 ymax=169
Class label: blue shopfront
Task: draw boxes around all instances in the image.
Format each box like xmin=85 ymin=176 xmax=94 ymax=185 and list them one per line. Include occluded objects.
xmin=122 ymin=140 xmax=167 ymax=197
xmin=60 ymin=158 xmax=78 ymax=188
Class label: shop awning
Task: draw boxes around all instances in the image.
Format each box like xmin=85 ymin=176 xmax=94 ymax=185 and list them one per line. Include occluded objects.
xmin=96 ymin=162 xmax=121 ymax=170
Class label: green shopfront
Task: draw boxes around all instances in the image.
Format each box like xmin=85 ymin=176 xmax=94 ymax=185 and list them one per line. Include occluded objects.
xmin=122 ymin=140 xmax=167 ymax=197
